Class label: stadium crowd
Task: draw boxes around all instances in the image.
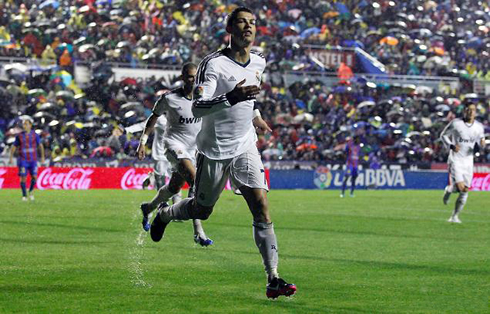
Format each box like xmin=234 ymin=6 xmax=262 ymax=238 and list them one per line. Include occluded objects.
xmin=0 ymin=0 xmax=489 ymax=164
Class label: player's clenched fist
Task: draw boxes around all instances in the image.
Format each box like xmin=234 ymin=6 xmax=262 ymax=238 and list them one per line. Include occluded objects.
xmin=226 ymin=79 xmax=261 ymax=105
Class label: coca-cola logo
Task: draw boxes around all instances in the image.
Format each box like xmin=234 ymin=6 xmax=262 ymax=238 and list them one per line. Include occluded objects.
xmin=471 ymin=174 xmax=490 ymax=191
xmin=0 ymin=168 xmax=6 ymax=189
xmin=38 ymin=168 xmax=94 ymax=190
xmin=121 ymin=168 xmax=147 ymax=190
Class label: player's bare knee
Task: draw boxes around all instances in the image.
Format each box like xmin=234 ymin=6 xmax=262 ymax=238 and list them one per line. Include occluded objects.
xmin=252 ymin=197 xmax=270 ymax=223
xmin=456 ymin=183 xmax=466 ymax=193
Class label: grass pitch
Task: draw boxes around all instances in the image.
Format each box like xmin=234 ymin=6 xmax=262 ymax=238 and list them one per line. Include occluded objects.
xmin=0 ymin=189 xmax=489 ymax=313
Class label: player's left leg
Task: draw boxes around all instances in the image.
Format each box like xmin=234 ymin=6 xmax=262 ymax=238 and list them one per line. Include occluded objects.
xmin=240 ymin=187 xmax=296 ymax=299
xmin=350 ymin=168 xmax=358 ymax=197
xmin=449 ymin=182 xmax=467 ymax=223
xmin=28 ymin=162 xmax=38 ymax=201
xmin=18 ymin=162 xmax=28 ymax=200
xmin=448 ymin=166 xmax=472 ymax=223
xmin=232 ymin=148 xmax=296 ymax=298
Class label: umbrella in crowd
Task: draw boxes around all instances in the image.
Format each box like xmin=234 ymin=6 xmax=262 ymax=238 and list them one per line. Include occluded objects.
xmin=39 ymin=0 xmax=59 ymax=9
xmin=28 ymin=88 xmax=47 ymax=97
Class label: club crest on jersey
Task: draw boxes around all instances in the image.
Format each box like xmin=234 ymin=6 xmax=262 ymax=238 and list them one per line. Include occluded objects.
xmin=193 ymin=86 xmax=204 ymax=99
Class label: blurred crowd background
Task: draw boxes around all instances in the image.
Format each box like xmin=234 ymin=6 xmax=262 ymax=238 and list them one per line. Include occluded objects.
xmin=0 ymin=0 xmax=489 ymax=165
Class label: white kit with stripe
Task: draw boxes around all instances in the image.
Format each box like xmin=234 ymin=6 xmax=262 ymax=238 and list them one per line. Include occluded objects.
xmin=192 ymin=50 xmax=266 ymax=160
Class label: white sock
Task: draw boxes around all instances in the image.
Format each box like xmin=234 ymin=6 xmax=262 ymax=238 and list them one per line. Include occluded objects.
xmin=150 ymin=185 xmax=175 ymax=209
xmin=193 ymin=219 xmax=206 ymax=238
xmin=445 ymin=185 xmax=454 ymax=193
xmin=453 ymin=192 xmax=468 ymax=217
xmin=253 ymin=221 xmax=279 ymax=280
xmin=161 ymin=198 xmax=193 ymax=222
xmin=171 ymin=190 xmax=182 ymax=205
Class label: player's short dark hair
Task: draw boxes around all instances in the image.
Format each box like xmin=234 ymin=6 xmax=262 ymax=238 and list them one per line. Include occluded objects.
xmin=182 ymin=62 xmax=197 ymax=74
xmin=226 ymin=6 xmax=254 ymax=29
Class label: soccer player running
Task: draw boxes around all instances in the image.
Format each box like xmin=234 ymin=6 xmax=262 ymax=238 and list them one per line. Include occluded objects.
xmin=341 ymin=135 xmax=361 ymax=198
xmin=137 ymin=63 xmax=213 ymax=247
xmin=149 ymin=7 xmax=297 ymax=299
xmin=123 ymin=116 xmax=181 ymax=197
xmin=9 ymin=116 xmax=45 ymax=201
xmin=440 ymin=101 xmax=485 ymax=223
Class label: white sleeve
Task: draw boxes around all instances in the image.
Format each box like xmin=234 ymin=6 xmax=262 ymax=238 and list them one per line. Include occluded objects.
xmin=152 ymin=94 xmax=169 ymax=116
xmin=125 ymin=121 xmax=146 ymax=134
xmin=192 ymin=61 xmax=231 ymax=118
xmin=440 ymin=120 xmax=454 ymax=149
xmin=478 ymin=124 xmax=485 ymax=141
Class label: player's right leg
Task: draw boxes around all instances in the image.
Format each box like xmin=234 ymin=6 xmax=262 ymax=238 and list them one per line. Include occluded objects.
xmin=18 ymin=162 xmax=28 ymax=200
xmin=141 ymin=172 xmax=186 ymax=231
xmin=442 ymin=185 xmax=453 ymax=205
xmin=232 ymin=148 xmax=296 ymax=298
xmin=443 ymin=168 xmax=455 ymax=205
xmin=350 ymin=171 xmax=358 ymax=197
xmin=448 ymin=182 xmax=468 ymax=223
xmin=150 ymin=154 xmax=226 ymax=242
xmin=175 ymin=158 xmax=213 ymax=246
xmin=341 ymin=174 xmax=348 ymax=198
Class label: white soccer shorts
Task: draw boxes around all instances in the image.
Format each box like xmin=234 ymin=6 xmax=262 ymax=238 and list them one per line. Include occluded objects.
xmin=164 ymin=145 xmax=197 ymax=172
xmin=449 ymin=161 xmax=473 ymax=188
xmin=194 ymin=147 xmax=269 ymax=207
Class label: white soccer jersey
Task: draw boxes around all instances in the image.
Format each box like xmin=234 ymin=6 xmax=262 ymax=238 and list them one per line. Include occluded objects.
xmin=192 ymin=49 xmax=266 ymax=160
xmin=125 ymin=116 xmax=168 ymax=161
xmin=152 ymin=115 xmax=167 ymax=160
xmin=440 ymin=118 xmax=485 ymax=165
xmin=153 ymin=88 xmax=201 ymax=153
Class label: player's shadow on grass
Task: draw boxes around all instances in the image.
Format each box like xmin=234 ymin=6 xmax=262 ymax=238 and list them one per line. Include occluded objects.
xmin=215 ymin=248 xmax=490 ymax=276
xmin=0 ymin=220 xmax=125 ymax=234
xmin=210 ymin=222 xmax=465 ymax=241
xmin=295 ymin=256 xmax=490 ymax=276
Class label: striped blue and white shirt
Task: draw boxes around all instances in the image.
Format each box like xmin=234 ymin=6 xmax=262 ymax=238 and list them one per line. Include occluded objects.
xmin=14 ymin=130 xmax=41 ymax=162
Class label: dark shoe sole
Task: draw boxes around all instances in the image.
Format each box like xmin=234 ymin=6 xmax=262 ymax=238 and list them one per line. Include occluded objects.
xmin=150 ymin=211 xmax=168 ymax=242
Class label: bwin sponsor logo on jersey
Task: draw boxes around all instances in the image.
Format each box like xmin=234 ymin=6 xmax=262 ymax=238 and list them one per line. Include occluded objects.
xmin=179 ymin=116 xmax=201 ymax=124
xmin=458 ymin=138 xmax=475 ymax=143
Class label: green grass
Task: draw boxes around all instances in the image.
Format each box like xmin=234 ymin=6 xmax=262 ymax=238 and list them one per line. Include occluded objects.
xmin=0 ymin=189 xmax=489 ymax=313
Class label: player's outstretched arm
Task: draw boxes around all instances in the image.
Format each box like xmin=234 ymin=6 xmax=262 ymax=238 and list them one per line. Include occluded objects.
xmin=124 ymin=121 xmax=146 ymax=134
xmin=137 ymin=114 xmax=158 ymax=160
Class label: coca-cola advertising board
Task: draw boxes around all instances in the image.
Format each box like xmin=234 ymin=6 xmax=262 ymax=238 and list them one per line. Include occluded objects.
xmin=470 ymin=173 xmax=490 ymax=191
xmin=0 ymin=167 xmax=153 ymax=190
xmin=0 ymin=167 xmax=269 ymax=190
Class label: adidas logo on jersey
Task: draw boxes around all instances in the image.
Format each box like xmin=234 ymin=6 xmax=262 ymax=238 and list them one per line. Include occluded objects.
xmin=179 ymin=116 xmax=201 ymax=124
xmin=228 ymin=76 xmax=237 ymax=82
